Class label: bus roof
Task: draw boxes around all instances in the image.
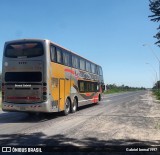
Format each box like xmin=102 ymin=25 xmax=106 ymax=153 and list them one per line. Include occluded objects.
xmin=5 ymin=38 xmax=101 ymax=67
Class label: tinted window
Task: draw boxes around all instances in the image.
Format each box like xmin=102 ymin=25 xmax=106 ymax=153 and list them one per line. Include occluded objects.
xmin=91 ymin=63 xmax=96 ymax=74
xmin=57 ymin=48 xmax=62 ymax=64
xmin=86 ymin=82 xmax=91 ymax=92
xmin=50 ymin=46 xmax=56 ymax=62
xmin=79 ymin=81 xmax=85 ymax=92
xmin=91 ymin=83 xmax=95 ymax=92
xmin=5 ymin=42 xmax=44 ymax=58
xmin=80 ymin=59 xmax=86 ymax=70
xmin=72 ymin=55 xmax=79 ymax=68
xmin=78 ymin=81 xmax=99 ymax=92
xmin=5 ymin=72 xmax=42 ymax=82
xmin=96 ymin=65 xmax=99 ymax=75
xmin=63 ymin=51 xmax=70 ymax=66
xmin=99 ymin=67 xmax=103 ymax=75
xmin=86 ymin=61 xmax=91 ymax=72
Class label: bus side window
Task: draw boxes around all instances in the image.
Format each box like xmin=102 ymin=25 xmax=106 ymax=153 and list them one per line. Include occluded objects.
xmin=96 ymin=66 xmax=100 ymax=75
xmin=80 ymin=58 xmax=86 ymax=70
xmin=57 ymin=48 xmax=63 ymax=64
xmin=79 ymin=81 xmax=85 ymax=92
xmin=50 ymin=46 xmax=56 ymax=62
xmin=63 ymin=51 xmax=70 ymax=66
xmin=86 ymin=61 xmax=91 ymax=72
xmin=91 ymin=63 xmax=96 ymax=74
xmin=99 ymin=67 xmax=103 ymax=75
xmin=72 ymin=55 xmax=79 ymax=69
xmin=68 ymin=53 xmax=72 ymax=67
xmin=96 ymin=83 xmax=100 ymax=92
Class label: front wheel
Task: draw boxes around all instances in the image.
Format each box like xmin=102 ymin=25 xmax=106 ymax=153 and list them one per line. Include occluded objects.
xmin=63 ymin=98 xmax=71 ymax=116
xmin=71 ymin=98 xmax=78 ymax=113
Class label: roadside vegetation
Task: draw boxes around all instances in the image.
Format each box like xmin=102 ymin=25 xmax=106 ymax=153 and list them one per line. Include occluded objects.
xmin=104 ymin=84 xmax=145 ymax=94
xmin=149 ymin=0 xmax=160 ymax=46
xmin=153 ymin=90 xmax=160 ymax=100
xmin=152 ymin=81 xmax=160 ymax=100
xmin=149 ymin=1 xmax=160 ymax=101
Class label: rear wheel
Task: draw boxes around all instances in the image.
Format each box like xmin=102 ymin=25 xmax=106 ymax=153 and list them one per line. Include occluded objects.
xmin=63 ymin=98 xmax=71 ymax=115
xmin=71 ymin=98 xmax=78 ymax=113
xmin=99 ymin=94 xmax=101 ymax=102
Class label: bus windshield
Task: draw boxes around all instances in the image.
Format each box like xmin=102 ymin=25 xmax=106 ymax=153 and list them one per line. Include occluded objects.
xmin=5 ymin=42 xmax=44 ymax=58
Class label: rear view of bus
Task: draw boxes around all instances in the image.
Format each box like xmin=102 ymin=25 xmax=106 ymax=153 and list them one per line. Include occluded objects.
xmin=2 ymin=39 xmax=49 ymax=113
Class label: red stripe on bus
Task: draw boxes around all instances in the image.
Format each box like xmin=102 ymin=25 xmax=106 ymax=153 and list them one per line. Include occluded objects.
xmin=86 ymin=93 xmax=91 ymax=96
xmin=92 ymin=95 xmax=98 ymax=103
xmin=64 ymin=69 xmax=75 ymax=75
xmin=7 ymin=97 xmax=40 ymax=100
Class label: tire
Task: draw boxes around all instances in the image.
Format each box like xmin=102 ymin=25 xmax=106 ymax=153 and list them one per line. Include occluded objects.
xmin=63 ymin=98 xmax=71 ymax=115
xmin=71 ymin=98 xmax=78 ymax=113
xmin=99 ymin=94 xmax=101 ymax=102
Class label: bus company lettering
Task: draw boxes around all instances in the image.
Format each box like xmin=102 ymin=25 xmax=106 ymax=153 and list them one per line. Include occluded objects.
xmin=15 ymin=84 xmax=31 ymax=88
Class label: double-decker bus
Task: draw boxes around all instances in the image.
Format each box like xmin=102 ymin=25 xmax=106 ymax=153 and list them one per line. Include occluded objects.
xmin=2 ymin=39 xmax=105 ymax=115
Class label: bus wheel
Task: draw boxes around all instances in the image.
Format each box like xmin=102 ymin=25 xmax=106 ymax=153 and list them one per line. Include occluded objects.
xmin=71 ymin=98 xmax=78 ymax=113
xmin=99 ymin=94 xmax=101 ymax=101
xmin=63 ymin=98 xmax=71 ymax=115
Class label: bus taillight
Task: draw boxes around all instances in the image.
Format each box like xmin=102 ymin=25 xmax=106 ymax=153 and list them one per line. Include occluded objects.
xmin=43 ymin=87 xmax=47 ymax=93
xmin=43 ymin=83 xmax=47 ymax=101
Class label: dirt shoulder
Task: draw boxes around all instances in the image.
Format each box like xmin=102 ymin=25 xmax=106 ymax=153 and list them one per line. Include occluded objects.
xmin=150 ymin=92 xmax=160 ymax=117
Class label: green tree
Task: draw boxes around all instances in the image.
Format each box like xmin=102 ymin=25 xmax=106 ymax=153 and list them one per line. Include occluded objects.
xmin=153 ymin=80 xmax=160 ymax=89
xmin=149 ymin=0 xmax=160 ymax=46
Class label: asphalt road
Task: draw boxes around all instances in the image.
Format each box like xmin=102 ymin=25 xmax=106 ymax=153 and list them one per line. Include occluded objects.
xmin=0 ymin=91 xmax=160 ymax=149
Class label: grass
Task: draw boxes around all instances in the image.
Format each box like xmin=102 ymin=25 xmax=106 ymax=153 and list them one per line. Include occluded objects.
xmin=153 ymin=90 xmax=160 ymax=100
xmin=104 ymin=89 xmax=127 ymax=94
xmin=104 ymin=88 xmax=142 ymax=94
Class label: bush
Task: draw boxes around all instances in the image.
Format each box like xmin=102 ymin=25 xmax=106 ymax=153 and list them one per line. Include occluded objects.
xmin=153 ymin=90 xmax=160 ymax=100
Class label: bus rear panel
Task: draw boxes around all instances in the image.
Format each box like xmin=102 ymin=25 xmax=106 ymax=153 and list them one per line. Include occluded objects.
xmin=2 ymin=39 xmax=53 ymax=113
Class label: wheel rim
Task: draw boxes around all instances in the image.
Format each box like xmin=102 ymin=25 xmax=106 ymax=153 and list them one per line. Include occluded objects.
xmin=66 ymin=99 xmax=70 ymax=113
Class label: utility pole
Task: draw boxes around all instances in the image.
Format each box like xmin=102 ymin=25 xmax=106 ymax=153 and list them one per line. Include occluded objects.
xmin=143 ymin=44 xmax=160 ymax=91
